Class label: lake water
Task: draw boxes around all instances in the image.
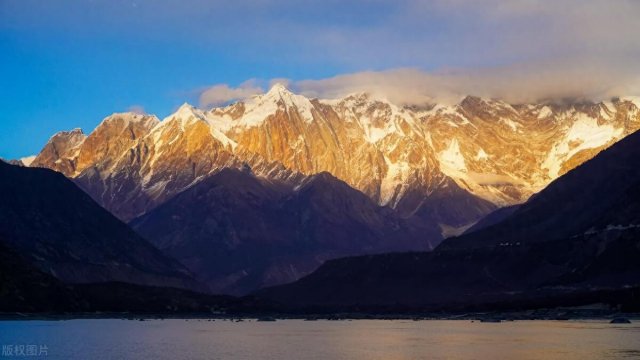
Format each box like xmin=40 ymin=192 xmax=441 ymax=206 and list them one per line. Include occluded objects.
xmin=1 ymin=319 xmax=638 ymax=359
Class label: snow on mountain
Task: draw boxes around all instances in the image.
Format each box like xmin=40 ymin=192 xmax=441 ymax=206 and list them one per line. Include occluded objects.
xmin=543 ymin=114 xmax=624 ymax=178
xmin=155 ymin=103 xmax=236 ymax=150
xmin=19 ymin=155 xmax=36 ymax=166
xmin=206 ymin=82 xmax=316 ymax=132
xmin=621 ymin=96 xmax=640 ymax=109
xmin=537 ymin=106 xmax=553 ymax=119
xmin=438 ymin=138 xmax=467 ymax=174
xmin=31 ymin=128 xmax=86 ymax=174
xmin=30 ymin=84 xmax=640 ymax=235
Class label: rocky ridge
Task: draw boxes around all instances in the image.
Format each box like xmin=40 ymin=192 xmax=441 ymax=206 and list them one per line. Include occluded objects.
xmin=30 ymin=86 xmax=640 ymax=236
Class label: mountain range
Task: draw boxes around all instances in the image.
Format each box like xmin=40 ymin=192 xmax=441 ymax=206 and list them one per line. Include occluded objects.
xmin=29 ymin=85 xmax=640 ymax=235
xmin=130 ymin=168 xmax=437 ymax=294
xmin=12 ymin=84 xmax=640 ymax=296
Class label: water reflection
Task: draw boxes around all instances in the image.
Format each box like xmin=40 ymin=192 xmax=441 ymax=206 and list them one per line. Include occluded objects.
xmin=0 ymin=319 xmax=638 ymax=359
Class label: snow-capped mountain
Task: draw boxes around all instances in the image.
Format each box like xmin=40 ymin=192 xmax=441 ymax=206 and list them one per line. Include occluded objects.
xmin=30 ymin=85 xmax=640 ymax=235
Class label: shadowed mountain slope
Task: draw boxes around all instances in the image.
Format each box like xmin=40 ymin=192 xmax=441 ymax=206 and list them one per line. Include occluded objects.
xmin=131 ymin=168 xmax=438 ymax=295
xmin=0 ymin=161 xmax=199 ymax=290
xmin=257 ymin=130 xmax=640 ymax=310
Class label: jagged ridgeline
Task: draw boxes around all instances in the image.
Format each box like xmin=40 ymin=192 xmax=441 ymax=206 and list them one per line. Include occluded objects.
xmin=29 ymin=85 xmax=640 ymax=233
xmin=22 ymin=85 xmax=640 ymax=294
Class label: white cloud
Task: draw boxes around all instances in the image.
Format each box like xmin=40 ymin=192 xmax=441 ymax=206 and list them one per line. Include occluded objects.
xmin=198 ymin=0 xmax=640 ymax=105
xmin=199 ymin=60 xmax=640 ymax=107
xmin=294 ymin=61 xmax=640 ymax=105
xmin=165 ymin=0 xmax=640 ymax=105
xmin=198 ymin=80 xmax=263 ymax=108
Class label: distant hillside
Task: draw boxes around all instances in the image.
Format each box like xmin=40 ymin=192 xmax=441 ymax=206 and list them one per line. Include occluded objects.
xmin=0 ymin=161 xmax=199 ymax=290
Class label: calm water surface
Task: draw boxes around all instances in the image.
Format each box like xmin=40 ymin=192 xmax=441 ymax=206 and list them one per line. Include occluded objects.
xmin=1 ymin=319 xmax=638 ymax=359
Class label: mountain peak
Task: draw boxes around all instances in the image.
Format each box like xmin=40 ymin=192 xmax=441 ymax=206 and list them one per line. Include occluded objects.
xmin=337 ymin=92 xmax=398 ymax=108
xmin=108 ymin=111 xmax=154 ymax=119
xmin=19 ymin=155 xmax=36 ymax=167
xmin=240 ymin=82 xmax=315 ymax=123
xmin=620 ymin=96 xmax=640 ymax=109
xmin=263 ymin=83 xmax=307 ymax=103
xmin=176 ymin=102 xmax=196 ymax=113
xmin=98 ymin=112 xmax=160 ymax=129
xmin=47 ymin=128 xmax=85 ymax=142
xmin=171 ymin=102 xmax=207 ymax=122
xmin=266 ymin=82 xmax=291 ymax=96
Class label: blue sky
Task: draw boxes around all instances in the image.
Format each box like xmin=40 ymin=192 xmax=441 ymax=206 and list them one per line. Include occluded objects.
xmin=0 ymin=1 xmax=353 ymax=158
xmin=1 ymin=0 xmax=639 ymax=159
xmin=0 ymin=24 xmax=343 ymax=158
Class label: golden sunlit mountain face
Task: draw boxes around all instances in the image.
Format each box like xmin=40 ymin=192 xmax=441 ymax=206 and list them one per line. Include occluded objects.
xmin=30 ymin=89 xmax=640 ymax=229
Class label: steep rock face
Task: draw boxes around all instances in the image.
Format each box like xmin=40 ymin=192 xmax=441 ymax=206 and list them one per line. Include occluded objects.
xmin=440 ymin=126 xmax=640 ymax=250
xmin=131 ymin=168 xmax=438 ymax=295
xmin=257 ymin=130 xmax=640 ymax=310
xmin=76 ymin=106 xmax=239 ymax=220
xmin=30 ymin=87 xmax=640 ymax=233
xmin=422 ymin=96 xmax=640 ymax=205
xmin=75 ymin=112 xmax=160 ymax=174
xmin=31 ymin=128 xmax=86 ymax=175
xmin=0 ymin=161 xmax=199 ymax=290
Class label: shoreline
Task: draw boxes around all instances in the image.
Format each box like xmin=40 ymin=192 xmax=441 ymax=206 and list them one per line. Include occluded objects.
xmin=2 ymin=311 xmax=638 ymax=322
